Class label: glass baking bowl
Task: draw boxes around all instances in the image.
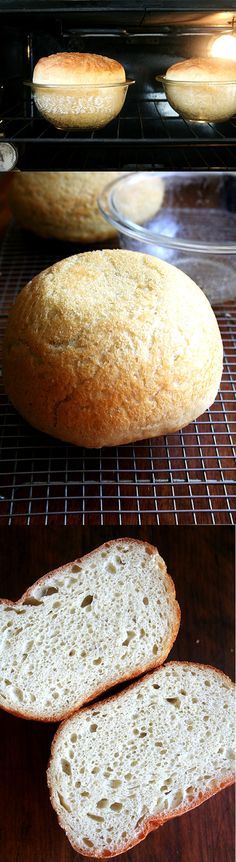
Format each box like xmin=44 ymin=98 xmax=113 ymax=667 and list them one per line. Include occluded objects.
xmin=156 ymin=75 xmax=236 ymax=122
xmin=25 ymin=80 xmax=135 ymax=130
xmin=99 ymin=171 xmax=236 ymax=305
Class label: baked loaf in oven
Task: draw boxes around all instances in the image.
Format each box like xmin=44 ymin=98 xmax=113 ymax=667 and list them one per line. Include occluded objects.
xmin=33 ymin=52 xmax=126 ymax=86
xmin=8 ymin=172 xmax=121 ymax=243
xmin=3 ymin=249 xmax=223 ymax=448
xmin=33 ymin=52 xmax=127 ymax=129
xmin=164 ymin=57 xmax=236 ymax=121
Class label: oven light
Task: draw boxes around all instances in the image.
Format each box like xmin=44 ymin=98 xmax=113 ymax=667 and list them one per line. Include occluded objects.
xmin=209 ymin=33 xmax=236 ymax=61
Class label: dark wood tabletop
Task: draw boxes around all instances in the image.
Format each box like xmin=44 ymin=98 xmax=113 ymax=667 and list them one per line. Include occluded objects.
xmin=0 ymin=525 xmax=235 ymax=862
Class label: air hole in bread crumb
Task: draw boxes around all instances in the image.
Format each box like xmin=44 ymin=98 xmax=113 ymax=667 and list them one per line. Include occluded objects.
xmin=110 ymin=803 xmax=122 ymax=812
xmin=83 ymin=838 xmax=94 ymax=848
xmin=81 ymin=791 xmax=90 ymax=798
xmin=135 ymin=815 xmax=146 ymax=828
xmin=81 ymin=595 xmax=93 ymax=608
xmin=58 ymin=793 xmax=71 ymax=813
xmin=92 ymin=767 xmax=99 ymax=775
xmin=14 ymin=687 xmax=23 ymax=701
xmin=87 ymin=813 xmax=104 ymax=823
xmin=93 ymin=657 xmax=102 ymax=665
xmin=52 ymin=692 xmax=59 ymax=699
xmin=107 ymin=563 xmax=116 ymax=574
xmin=75 ymin=780 xmax=81 ymax=788
xmin=110 ymin=780 xmax=121 ymax=788
xmin=97 ymin=799 xmax=108 ymax=809
xmin=125 ymin=773 xmax=132 ymax=781
xmin=71 ymin=565 xmax=82 ymax=573
xmin=4 ymin=679 xmax=11 ymax=686
xmin=61 ymin=759 xmax=71 ymax=776
xmin=42 ymin=586 xmax=58 ymax=597
xmin=23 ymin=597 xmax=42 ymax=607
xmin=140 ymin=629 xmax=146 ymax=638
xmin=204 ymin=680 xmax=211 ymax=687
xmin=70 ymin=734 xmax=77 ymax=743
xmin=153 ymin=684 xmax=160 ymax=690
xmin=153 ymin=645 xmax=158 ymax=655
xmin=90 ymin=724 xmax=97 ymax=732
xmin=122 ymin=631 xmax=135 ymax=647
xmin=166 ymin=697 xmax=180 ymax=708
xmin=143 ymin=597 xmax=149 ymax=606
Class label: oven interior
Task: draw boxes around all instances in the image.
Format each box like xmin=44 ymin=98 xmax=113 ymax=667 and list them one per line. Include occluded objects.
xmin=1 ymin=7 xmax=236 ymax=169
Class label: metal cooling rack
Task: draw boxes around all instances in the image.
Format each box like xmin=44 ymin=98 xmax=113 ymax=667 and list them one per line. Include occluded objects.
xmin=0 ymin=223 xmax=235 ymax=526
xmin=2 ymin=96 xmax=236 ymax=170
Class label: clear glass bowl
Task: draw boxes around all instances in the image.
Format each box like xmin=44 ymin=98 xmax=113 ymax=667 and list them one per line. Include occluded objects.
xmin=25 ymin=80 xmax=135 ymax=130
xmin=156 ymin=75 xmax=236 ymax=122
xmin=99 ymin=171 xmax=236 ymax=305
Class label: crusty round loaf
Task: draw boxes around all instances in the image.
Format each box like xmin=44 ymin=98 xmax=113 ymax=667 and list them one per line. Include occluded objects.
xmin=3 ymin=249 xmax=223 ymax=448
xmin=8 ymin=172 xmax=121 ymax=242
xmin=33 ymin=52 xmax=126 ymax=86
xmin=166 ymin=57 xmax=236 ymax=83
xmin=165 ymin=57 xmax=236 ymax=121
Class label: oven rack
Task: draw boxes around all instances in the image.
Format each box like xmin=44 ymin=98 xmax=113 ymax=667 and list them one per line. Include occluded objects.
xmin=2 ymin=96 xmax=236 ymax=170
xmin=0 ymin=223 xmax=235 ymax=526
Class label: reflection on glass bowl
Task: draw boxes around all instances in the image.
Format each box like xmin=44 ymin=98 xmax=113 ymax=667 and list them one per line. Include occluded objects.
xmin=25 ymin=80 xmax=135 ymax=130
xmin=99 ymin=171 xmax=236 ymax=305
xmin=156 ymin=75 xmax=236 ymax=123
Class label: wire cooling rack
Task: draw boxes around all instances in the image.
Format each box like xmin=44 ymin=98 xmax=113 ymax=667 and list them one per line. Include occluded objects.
xmin=0 ymin=223 xmax=235 ymax=525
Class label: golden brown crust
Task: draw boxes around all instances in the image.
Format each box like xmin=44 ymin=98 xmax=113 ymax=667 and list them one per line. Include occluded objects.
xmin=8 ymin=172 xmax=121 ymax=242
xmin=166 ymin=57 xmax=236 ymax=81
xmin=47 ymin=660 xmax=235 ymax=858
xmin=33 ymin=52 xmax=126 ymax=86
xmin=3 ymin=249 xmax=223 ymax=449
xmin=0 ymin=538 xmax=180 ymax=723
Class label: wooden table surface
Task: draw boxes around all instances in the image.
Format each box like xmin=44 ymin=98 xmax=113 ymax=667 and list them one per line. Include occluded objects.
xmin=0 ymin=525 xmax=234 ymax=862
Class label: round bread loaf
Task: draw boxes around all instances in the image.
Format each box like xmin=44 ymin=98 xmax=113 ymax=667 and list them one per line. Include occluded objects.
xmin=164 ymin=57 xmax=236 ymax=121
xmin=33 ymin=52 xmax=126 ymax=86
xmin=33 ymin=53 xmax=127 ymax=129
xmin=3 ymin=249 xmax=223 ymax=448
xmin=8 ymin=172 xmax=121 ymax=242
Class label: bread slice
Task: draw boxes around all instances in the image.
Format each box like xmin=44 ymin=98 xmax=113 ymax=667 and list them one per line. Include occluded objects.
xmin=0 ymin=539 xmax=180 ymax=722
xmin=47 ymin=662 xmax=235 ymax=858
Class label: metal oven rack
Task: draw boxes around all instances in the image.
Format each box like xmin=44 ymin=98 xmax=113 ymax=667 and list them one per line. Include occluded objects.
xmin=2 ymin=95 xmax=236 ymax=170
xmin=0 ymin=223 xmax=235 ymax=525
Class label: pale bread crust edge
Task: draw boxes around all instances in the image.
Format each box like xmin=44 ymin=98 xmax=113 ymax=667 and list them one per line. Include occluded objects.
xmin=47 ymin=660 xmax=235 ymax=859
xmin=0 ymin=538 xmax=180 ymax=722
